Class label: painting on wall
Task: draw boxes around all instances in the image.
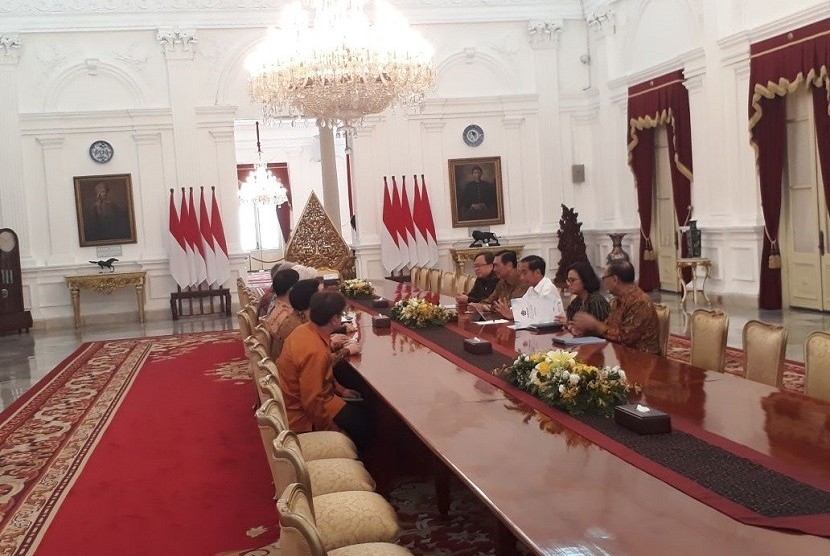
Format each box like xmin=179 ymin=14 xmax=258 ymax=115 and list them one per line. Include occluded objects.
xmin=73 ymin=173 xmax=137 ymax=247
xmin=448 ymin=156 xmax=504 ymax=228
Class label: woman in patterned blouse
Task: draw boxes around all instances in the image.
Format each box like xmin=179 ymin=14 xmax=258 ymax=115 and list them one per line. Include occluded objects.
xmin=564 ymin=261 xmax=611 ymax=322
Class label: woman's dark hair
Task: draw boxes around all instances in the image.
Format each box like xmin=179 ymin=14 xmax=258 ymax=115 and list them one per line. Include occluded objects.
xmin=272 ymin=268 xmax=300 ymax=296
xmin=309 ymin=291 xmax=347 ymax=326
xmin=567 ymin=261 xmax=601 ymax=293
xmin=288 ymin=279 xmax=321 ymax=312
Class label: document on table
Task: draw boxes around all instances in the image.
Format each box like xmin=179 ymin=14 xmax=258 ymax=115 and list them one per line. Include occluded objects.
xmin=551 ymin=336 xmax=607 ymax=346
xmin=476 ymin=319 xmax=509 ymax=326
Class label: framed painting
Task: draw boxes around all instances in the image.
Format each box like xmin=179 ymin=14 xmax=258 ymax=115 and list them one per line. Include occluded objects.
xmin=73 ymin=173 xmax=137 ymax=247
xmin=448 ymin=156 xmax=504 ymax=228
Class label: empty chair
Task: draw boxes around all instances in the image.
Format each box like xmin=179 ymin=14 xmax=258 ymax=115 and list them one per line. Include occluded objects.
xmin=278 ymin=483 xmax=413 ymax=556
xmin=409 ymin=266 xmax=420 ymax=285
xmin=427 ymin=268 xmax=441 ymax=294
xmin=654 ymin=303 xmax=671 ymax=357
xmin=440 ymin=271 xmax=457 ymax=296
xmin=236 ymin=277 xmax=248 ymax=309
xmin=270 ymin=432 xmax=401 ymax=551
xmin=742 ymin=320 xmax=788 ymax=388
xmin=805 ymin=331 xmax=830 ymax=402
xmin=689 ymin=309 xmax=729 ymax=372
xmin=416 ymin=267 xmax=430 ymax=291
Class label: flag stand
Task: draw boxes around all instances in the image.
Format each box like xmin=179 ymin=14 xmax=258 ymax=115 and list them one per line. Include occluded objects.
xmin=170 ymin=283 xmax=231 ymax=320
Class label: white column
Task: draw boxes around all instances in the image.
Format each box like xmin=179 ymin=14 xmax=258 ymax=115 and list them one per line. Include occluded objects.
xmin=502 ymin=116 xmax=529 ymax=234
xmin=418 ymin=120 xmax=448 ymax=240
xmin=529 ymin=20 xmax=564 ymax=229
xmin=0 ymin=34 xmax=30 ymax=261
xmin=318 ymin=126 xmax=341 ymax=229
xmin=37 ymin=136 xmax=73 ymax=264
xmin=133 ymin=132 xmax=165 ymax=257
xmin=158 ymin=29 xmax=199 ymax=189
xmin=285 ymin=146 xmax=305 ymax=233
xmin=209 ymin=128 xmax=242 ymax=253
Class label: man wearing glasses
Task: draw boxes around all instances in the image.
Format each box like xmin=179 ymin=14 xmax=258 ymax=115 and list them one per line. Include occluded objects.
xmin=455 ymin=252 xmax=499 ymax=304
xmin=471 ymin=250 xmax=529 ymax=313
xmin=571 ymin=260 xmax=659 ymax=354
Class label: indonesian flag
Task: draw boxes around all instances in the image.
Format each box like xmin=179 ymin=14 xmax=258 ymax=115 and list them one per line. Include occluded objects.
xmin=198 ymin=187 xmax=217 ymax=286
xmin=167 ymin=189 xmax=190 ymax=288
xmin=187 ymin=188 xmax=208 ymax=286
xmin=180 ymin=189 xmax=198 ymax=287
xmin=399 ymin=177 xmax=419 ymax=271
xmin=419 ymin=174 xmax=440 ymax=266
xmin=411 ymin=176 xmax=432 ymax=267
xmin=380 ymin=177 xmax=402 ymax=274
xmin=391 ymin=176 xmax=411 ymax=272
xmin=210 ymin=187 xmax=231 ymax=287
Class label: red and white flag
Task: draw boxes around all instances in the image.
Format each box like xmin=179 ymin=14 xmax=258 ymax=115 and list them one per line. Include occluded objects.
xmin=419 ymin=174 xmax=440 ymax=267
xmin=411 ymin=176 xmax=431 ymax=267
xmin=187 ymin=188 xmax=208 ymax=286
xmin=180 ymin=189 xmax=198 ymax=287
xmin=210 ymin=187 xmax=231 ymax=287
xmin=391 ymin=176 xmax=411 ymax=271
xmin=167 ymin=189 xmax=190 ymax=288
xmin=198 ymin=187 xmax=217 ymax=286
xmin=399 ymin=177 xmax=419 ymax=271
xmin=380 ymin=177 xmax=402 ymax=274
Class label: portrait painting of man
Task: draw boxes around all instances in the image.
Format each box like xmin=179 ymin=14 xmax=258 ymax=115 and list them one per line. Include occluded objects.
xmin=74 ymin=174 xmax=137 ymax=246
xmin=448 ymin=157 xmax=504 ymax=228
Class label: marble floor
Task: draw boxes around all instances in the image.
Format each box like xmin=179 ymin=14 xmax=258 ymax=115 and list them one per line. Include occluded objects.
xmin=1 ymin=292 xmax=829 ymax=412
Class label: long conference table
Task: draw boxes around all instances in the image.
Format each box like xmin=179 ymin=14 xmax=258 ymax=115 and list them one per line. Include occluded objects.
xmin=341 ymin=280 xmax=830 ymax=555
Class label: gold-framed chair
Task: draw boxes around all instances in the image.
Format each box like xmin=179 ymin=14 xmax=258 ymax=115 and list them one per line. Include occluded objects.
xmin=270 ymin=432 xmax=400 ymax=551
xmin=427 ymin=268 xmax=441 ymax=294
xmin=689 ymin=309 xmax=729 ymax=372
xmin=805 ymin=331 xmax=830 ymax=402
xmin=416 ymin=267 xmax=430 ymax=291
xmin=278 ymin=483 xmax=413 ymax=556
xmin=251 ymin=324 xmax=272 ymax=357
xmin=409 ymin=266 xmax=420 ymax=285
xmin=465 ymin=274 xmax=477 ymax=295
xmin=237 ymin=309 xmax=255 ymax=344
xmin=742 ymin=320 xmax=788 ymax=388
xmin=247 ymin=343 xmax=271 ymax=405
xmin=455 ymin=274 xmax=472 ymax=296
xmin=236 ymin=277 xmax=248 ymax=309
xmin=654 ymin=303 xmax=671 ymax=357
xmin=440 ymin=271 xmax=457 ymax=296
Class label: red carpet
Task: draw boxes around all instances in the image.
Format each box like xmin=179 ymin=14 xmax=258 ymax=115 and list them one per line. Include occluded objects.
xmin=0 ymin=332 xmax=277 ymax=556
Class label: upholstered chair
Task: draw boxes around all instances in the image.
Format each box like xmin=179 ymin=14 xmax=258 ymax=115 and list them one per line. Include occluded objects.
xmin=247 ymin=343 xmax=271 ymax=405
xmin=237 ymin=310 xmax=253 ymax=344
xmin=257 ymin=375 xmax=358 ymax=461
xmin=742 ymin=320 xmax=788 ymax=388
xmin=805 ymin=331 xmax=830 ymax=402
xmin=415 ymin=267 xmax=430 ymax=291
xmin=271 ymin=439 xmax=400 ymax=552
xmin=653 ymin=304 xmax=671 ymax=357
xmin=251 ymin=324 xmax=272 ymax=357
xmin=409 ymin=266 xmax=420 ymax=285
xmin=689 ymin=309 xmax=729 ymax=372
xmin=236 ymin=277 xmax=248 ymax=309
xmin=440 ymin=271 xmax=457 ymax=296
xmin=455 ymin=274 xmax=471 ymax=295
xmin=427 ymin=268 xmax=441 ymax=294
xmin=465 ymin=274 xmax=477 ymax=295
xmin=278 ymin=483 xmax=413 ymax=556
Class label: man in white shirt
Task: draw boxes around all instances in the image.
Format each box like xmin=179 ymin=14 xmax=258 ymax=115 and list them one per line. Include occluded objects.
xmin=493 ymin=255 xmax=564 ymax=322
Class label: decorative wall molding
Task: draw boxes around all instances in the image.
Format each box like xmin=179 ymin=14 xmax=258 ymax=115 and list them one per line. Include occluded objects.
xmin=607 ymin=47 xmax=705 ymax=95
xmin=587 ymin=7 xmax=615 ymax=37
xmin=20 ymin=108 xmax=172 ymax=134
xmin=0 ymin=34 xmax=21 ymax=65
xmin=527 ymin=19 xmax=564 ymax=48
xmin=158 ymin=29 xmax=197 ymax=60
xmin=42 ymin=60 xmax=145 ymax=111
xmin=415 ymin=94 xmax=539 ymax=119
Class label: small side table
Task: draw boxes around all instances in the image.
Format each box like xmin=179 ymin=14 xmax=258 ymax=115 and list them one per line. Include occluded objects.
xmin=675 ymin=258 xmax=711 ymax=307
xmin=65 ymin=271 xmax=146 ymax=328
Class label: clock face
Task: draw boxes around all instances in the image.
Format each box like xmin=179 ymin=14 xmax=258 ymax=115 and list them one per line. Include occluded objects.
xmin=89 ymin=140 xmax=114 ymax=163
xmin=463 ymin=124 xmax=484 ymax=147
xmin=0 ymin=230 xmax=16 ymax=253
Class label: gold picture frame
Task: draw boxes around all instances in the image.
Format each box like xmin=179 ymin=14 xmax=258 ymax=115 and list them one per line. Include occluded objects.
xmin=448 ymin=156 xmax=504 ymax=228
xmin=73 ymin=173 xmax=138 ymax=247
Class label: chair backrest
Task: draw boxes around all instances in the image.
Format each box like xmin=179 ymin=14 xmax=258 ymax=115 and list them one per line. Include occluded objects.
xmin=270 ymin=429 xmax=313 ymax=496
xmin=277 ymin=483 xmax=324 ymax=556
xmin=805 ymin=331 xmax=830 ymax=402
xmin=251 ymin=324 xmax=272 ymax=357
xmin=653 ymin=304 xmax=671 ymax=357
xmin=237 ymin=310 xmax=253 ymax=343
xmin=236 ymin=277 xmax=248 ymax=309
xmin=690 ymin=309 xmax=729 ymax=372
xmin=258 ymin=357 xmax=281 ymax=384
xmin=410 ymin=266 xmax=420 ymax=285
xmin=742 ymin=320 xmax=788 ymax=388
xmin=247 ymin=345 xmax=271 ymax=404
xmin=427 ymin=268 xmax=441 ymax=294
xmin=416 ymin=267 xmax=430 ymax=291
xmin=256 ymin=395 xmax=291 ymax=495
xmin=465 ymin=274 xmax=477 ymax=295
xmin=440 ymin=271 xmax=457 ymax=296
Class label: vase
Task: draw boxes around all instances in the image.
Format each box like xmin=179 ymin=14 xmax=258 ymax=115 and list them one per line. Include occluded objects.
xmin=687 ymin=221 xmax=702 ymax=258
xmin=606 ymin=233 xmax=630 ymax=264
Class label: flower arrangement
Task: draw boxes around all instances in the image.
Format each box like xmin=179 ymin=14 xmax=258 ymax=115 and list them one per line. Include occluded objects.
xmin=498 ymin=349 xmax=635 ymax=416
xmin=390 ymin=298 xmax=450 ymax=328
xmin=339 ymin=278 xmax=375 ymax=299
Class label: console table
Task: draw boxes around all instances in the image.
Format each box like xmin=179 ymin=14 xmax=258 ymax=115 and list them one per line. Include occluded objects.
xmin=65 ymin=271 xmax=146 ymax=328
xmin=449 ymin=243 xmax=524 ymax=274
xmin=675 ymin=257 xmax=711 ymax=307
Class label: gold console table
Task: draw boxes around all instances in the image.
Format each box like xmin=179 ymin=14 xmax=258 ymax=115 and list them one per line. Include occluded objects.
xmin=65 ymin=271 xmax=146 ymax=328
xmin=675 ymin=258 xmax=711 ymax=307
xmin=449 ymin=244 xmax=524 ymax=274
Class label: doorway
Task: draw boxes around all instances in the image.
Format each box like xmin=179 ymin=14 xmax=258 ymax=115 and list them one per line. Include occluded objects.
xmin=653 ymin=126 xmax=680 ymax=292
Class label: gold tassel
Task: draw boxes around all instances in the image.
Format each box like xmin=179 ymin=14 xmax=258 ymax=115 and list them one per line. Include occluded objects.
xmin=644 ymin=249 xmax=656 ymax=261
xmin=768 ymin=240 xmax=781 ymax=269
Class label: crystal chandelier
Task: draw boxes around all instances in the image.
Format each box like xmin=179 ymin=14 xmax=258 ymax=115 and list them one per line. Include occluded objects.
xmin=238 ymin=122 xmax=289 ymax=207
xmin=245 ymin=0 xmax=436 ymax=132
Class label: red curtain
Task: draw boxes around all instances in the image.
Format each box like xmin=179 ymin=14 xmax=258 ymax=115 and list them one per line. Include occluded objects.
xmin=749 ymin=18 xmax=830 ymax=309
xmin=236 ymin=162 xmax=293 ymax=243
xmin=628 ymin=70 xmax=694 ymax=291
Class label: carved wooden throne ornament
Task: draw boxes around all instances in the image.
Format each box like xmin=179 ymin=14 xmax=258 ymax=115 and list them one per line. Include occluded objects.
xmin=284 ymin=192 xmax=356 ymax=279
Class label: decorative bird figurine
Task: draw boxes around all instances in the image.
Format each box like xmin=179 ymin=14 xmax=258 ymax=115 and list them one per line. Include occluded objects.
xmin=89 ymin=258 xmax=118 ymax=273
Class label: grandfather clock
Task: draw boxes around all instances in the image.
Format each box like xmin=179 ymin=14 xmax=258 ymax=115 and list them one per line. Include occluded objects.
xmin=0 ymin=228 xmax=32 ymax=333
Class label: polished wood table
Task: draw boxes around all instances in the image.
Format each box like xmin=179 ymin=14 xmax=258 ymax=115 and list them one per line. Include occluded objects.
xmin=65 ymin=271 xmax=146 ymax=328
xmin=675 ymin=257 xmax=711 ymax=307
xmin=343 ymin=280 xmax=830 ymax=555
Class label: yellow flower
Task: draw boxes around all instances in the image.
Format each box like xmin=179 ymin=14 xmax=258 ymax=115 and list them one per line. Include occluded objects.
xmin=536 ymin=361 xmax=551 ymax=376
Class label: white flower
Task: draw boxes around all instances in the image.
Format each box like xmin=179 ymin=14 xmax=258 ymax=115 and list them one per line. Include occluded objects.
xmin=558 ymin=384 xmax=566 ymax=394
xmin=561 ymin=370 xmax=570 ymax=381
xmin=569 ymin=373 xmax=580 ymax=386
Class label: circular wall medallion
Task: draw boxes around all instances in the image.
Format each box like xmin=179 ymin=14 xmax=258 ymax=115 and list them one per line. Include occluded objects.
xmin=462 ymin=124 xmax=484 ymax=147
xmin=89 ymin=140 xmax=114 ymax=163
xmin=0 ymin=230 xmax=17 ymax=253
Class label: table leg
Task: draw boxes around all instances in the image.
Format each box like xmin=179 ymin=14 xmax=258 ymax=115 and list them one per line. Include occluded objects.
xmin=135 ymin=283 xmax=145 ymax=323
xmin=691 ymin=264 xmax=699 ymax=305
xmin=701 ymin=264 xmax=711 ymax=305
xmin=70 ymin=287 xmax=81 ymax=328
xmin=676 ymin=264 xmax=687 ymax=306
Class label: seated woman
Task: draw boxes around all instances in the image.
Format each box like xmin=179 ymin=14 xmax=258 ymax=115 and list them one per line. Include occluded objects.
xmin=564 ymin=261 xmax=610 ymax=322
